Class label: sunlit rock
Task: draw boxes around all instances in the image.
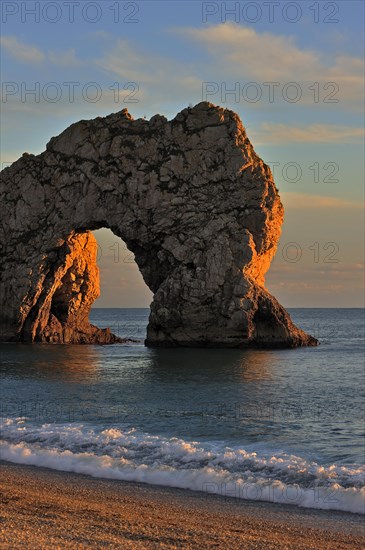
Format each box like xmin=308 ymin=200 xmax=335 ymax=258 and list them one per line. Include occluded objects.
xmin=0 ymin=102 xmax=317 ymax=347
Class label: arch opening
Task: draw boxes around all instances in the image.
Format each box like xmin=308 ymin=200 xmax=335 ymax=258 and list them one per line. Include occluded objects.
xmin=92 ymin=228 xmax=153 ymax=310
xmin=20 ymin=228 xmax=154 ymax=345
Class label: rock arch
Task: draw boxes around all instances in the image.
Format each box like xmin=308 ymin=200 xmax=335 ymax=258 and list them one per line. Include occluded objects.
xmin=0 ymin=102 xmax=317 ymax=347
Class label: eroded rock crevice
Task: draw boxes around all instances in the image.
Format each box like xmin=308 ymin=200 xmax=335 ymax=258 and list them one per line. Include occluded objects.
xmin=17 ymin=232 xmax=122 ymax=344
xmin=0 ymin=102 xmax=317 ymax=347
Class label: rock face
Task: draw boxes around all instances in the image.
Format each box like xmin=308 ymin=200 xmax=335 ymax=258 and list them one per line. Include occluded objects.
xmin=0 ymin=102 xmax=317 ymax=347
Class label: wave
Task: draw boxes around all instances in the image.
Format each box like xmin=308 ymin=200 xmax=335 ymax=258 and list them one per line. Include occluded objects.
xmin=1 ymin=418 xmax=364 ymax=515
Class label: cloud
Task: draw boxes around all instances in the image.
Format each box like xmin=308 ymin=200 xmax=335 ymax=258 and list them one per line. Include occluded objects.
xmin=1 ymin=36 xmax=82 ymax=68
xmin=266 ymin=262 xmax=364 ymax=307
xmin=174 ymin=23 xmax=364 ymax=106
xmin=93 ymin=39 xmax=204 ymax=116
xmin=281 ymin=192 xmax=364 ymax=210
xmin=93 ymin=24 xmax=364 ymax=116
xmin=0 ymin=36 xmax=45 ymax=64
xmin=269 ymin=262 xmax=364 ymax=277
xmin=95 ymin=39 xmax=202 ymax=97
xmin=176 ymin=23 xmax=320 ymax=81
xmin=88 ymin=30 xmax=113 ymax=41
xmin=252 ymin=123 xmax=364 ymax=144
xmin=48 ymin=49 xmax=80 ymax=67
xmin=96 ymin=39 xmax=156 ymax=83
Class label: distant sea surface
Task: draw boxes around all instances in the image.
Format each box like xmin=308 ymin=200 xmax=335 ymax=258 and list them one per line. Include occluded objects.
xmin=1 ymin=308 xmax=364 ymax=514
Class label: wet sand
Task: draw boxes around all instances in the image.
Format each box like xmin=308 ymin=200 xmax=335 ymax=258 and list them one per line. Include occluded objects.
xmin=0 ymin=460 xmax=364 ymax=549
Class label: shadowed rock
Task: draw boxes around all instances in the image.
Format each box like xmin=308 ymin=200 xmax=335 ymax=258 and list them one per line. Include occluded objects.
xmin=0 ymin=102 xmax=317 ymax=347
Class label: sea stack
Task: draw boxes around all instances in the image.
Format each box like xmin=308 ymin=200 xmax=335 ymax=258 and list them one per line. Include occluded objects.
xmin=0 ymin=102 xmax=317 ymax=347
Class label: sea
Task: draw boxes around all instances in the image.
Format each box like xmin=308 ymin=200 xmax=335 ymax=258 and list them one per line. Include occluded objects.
xmin=0 ymin=308 xmax=364 ymax=514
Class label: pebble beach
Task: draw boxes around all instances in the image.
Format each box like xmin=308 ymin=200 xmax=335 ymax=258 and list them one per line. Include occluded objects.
xmin=0 ymin=461 xmax=364 ymax=549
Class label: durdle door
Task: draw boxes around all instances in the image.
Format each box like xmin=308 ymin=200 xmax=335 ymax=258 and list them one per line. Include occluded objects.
xmin=0 ymin=102 xmax=317 ymax=348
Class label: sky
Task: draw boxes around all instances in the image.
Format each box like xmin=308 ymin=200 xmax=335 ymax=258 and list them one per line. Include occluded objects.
xmin=1 ymin=0 xmax=364 ymax=307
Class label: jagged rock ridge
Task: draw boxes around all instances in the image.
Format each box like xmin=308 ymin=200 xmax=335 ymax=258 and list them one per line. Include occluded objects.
xmin=0 ymin=102 xmax=317 ymax=347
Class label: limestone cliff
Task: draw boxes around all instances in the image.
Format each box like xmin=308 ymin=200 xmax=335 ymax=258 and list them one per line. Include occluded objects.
xmin=0 ymin=102 xmax=317 ymax=347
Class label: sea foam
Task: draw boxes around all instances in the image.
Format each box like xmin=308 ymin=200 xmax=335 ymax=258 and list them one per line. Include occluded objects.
xmin=1 ymin=418 xmax=364 ymax=515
